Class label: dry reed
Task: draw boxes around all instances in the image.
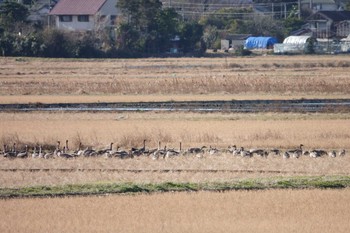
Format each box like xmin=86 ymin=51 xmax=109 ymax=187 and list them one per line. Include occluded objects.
xmin=0 ymin=112 xmax=349 ymax=150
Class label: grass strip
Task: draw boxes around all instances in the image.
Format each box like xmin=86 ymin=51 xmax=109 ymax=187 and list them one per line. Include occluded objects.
xmin=1 ymin=176 xmax=350 ymax=198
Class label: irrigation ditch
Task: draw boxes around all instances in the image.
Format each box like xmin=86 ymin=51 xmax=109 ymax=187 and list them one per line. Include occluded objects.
xmin=1 ymin=99 xmax=350 ymax=113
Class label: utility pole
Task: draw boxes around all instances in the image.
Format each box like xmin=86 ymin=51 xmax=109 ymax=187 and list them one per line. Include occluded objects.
xmin=298 ymin=0 xmax=301 ymax=19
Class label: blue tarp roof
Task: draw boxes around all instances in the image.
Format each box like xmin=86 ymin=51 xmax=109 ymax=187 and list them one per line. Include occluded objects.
xmin=244 ymin=37 xmax=278 ymax=49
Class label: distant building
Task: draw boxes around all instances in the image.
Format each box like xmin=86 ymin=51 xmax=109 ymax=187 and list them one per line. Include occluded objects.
xmin=307 ymin=11 xmax=350 ymax=38
xmin=221 ymin=34 xmax=251 ymax=51
xmin=49 ymin=0 xmax=119 ymax=31
xmin=301 ymin=0 xmax=340 ymax=13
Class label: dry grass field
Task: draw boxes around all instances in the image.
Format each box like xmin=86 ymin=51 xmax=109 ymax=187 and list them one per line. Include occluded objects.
xmin=1 ymin=189 xmax=350 ymax=233
xmin=1 ymin=55 xmax=350 ymax=99
xmin=1 ymin=55 xmax=350 ymax=232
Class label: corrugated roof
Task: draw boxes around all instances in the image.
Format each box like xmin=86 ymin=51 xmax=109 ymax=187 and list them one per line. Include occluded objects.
xmin=310 ymin=11 xmax=350 ymax=21
xmin=50 ymin=0 xmax=106 ymax=15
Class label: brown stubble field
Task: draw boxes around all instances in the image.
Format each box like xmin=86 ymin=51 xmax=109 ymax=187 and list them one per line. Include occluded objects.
xmin=1 ymin=189 xmax=350 ymax=233
xmin=1 ymin=55 xmax=350 ymax=232
xmin=1 ymin=55 xmax=350 ymax=99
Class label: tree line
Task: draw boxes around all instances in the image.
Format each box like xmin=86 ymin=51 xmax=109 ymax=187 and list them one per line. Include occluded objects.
xmin=0 ymin=0 xmax=304 ymax=58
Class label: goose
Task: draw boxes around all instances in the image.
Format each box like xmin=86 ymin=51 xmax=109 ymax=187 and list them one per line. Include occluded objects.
xmin=75 ymin=143 xmax=84 ymax=156
xmin=8 ymin=143 xmax=17 ymax=158
xmin=269 ymin=148 xmax=281 ymax=156
xmin=250 ymin=148 xmax=267 ymax=157
xmin=302 ymin=151 xmax=310 ymax=156
xmin=57 ymin=146 xmax=73 ymax=159
xmin=44 ymin=151 xmax=55 ymax=159
xmin=187 ymin=146 xmax=207 ymax=154
xmin=287 ymin=144 xmax=303 ymax=157
xmin=53 ymin=141 xmax=61 ymax=157
xmin=131 ymin=139 xmax=147 ymax=156
xmin=240 ymin=147 xmax=252 ymax=157
xmin=83 ymin=147 xmax=97 ymax=157
xmin=165 ymin=143 xmax=183 ymax=158
xmin=38 ymin=145 xmax=44 ymax=158
xmin=328 ymin=150 xmax=336 ymax=158
xmin=229 ymin=145 xmax=241 ymax=156
xmin=287 ymin=144 xmax=304 ymax=154
xmin=282 ymin=151 xmax=290 ymax=159
xmin=151 ymin=146 xmax=167 ymax=160
xmin=165 ymin=149 xmax=180 ymax=158
xmin=114 ymin=149 xmax=130 ymax=159
xmin=17 ymin=145 xmax=28 ymax=158
xmin=1 ymin=144 xmax=5 ymax=157
xmin=98 ymin=142 xmax=114 ymax=155
xmin=109 ymin=146 xmax=128 ymax=158
xmin=310 ymin=149 xmax=327 ymax=157
xmin=339 ymin=149 xmax=346 ymax=157
xmin=309 ymin=150 xmax=319 ymax=158
xmin=208 ymin=146 xmax=219 ymax=155
xmin=2 ymin=144 xmax=14 ymax=158
xmin=32 ymin=146 xmax=39 ymax=158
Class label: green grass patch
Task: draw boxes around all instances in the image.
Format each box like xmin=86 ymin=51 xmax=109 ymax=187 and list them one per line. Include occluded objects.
xmin=1 ymin=176 xmax=350 ymax=198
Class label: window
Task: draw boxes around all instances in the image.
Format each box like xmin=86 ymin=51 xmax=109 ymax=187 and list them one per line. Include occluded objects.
xmin=78 ymin=15 xmax=89 ymax=22
xmin=59 ymin=15 xmax=72 ymax=22
xmin=110 ymin=15 xmax=117 ymax=25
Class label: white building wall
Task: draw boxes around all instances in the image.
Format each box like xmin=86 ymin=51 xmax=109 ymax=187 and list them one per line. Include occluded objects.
xmin=55 ymin=15 xmax=95 ymax=31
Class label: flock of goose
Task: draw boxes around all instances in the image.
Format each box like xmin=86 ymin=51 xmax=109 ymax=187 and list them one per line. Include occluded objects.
xmin=0 ymin=141 xmax=347 ymax=160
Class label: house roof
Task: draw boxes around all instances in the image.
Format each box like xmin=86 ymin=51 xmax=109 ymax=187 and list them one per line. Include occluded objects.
xmin=308 ymin=11 xmax=350 ymax=22
xmin=301 ymin=0 xmax=336 ymax=4
xmin=49 ymin=0 xmax=107 ymax=15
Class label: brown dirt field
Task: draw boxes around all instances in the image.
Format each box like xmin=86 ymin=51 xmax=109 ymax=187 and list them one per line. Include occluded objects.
xmin=1 ymin=55 xmax=350 ymax=98
xmin=1 ymin=189 xmax=349 ymax=233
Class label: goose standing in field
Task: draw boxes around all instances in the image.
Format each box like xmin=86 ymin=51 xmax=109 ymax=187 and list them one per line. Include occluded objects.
xmin=131 ymin=139 xmax=147 ymax=156
xmin=152 ymin=146 xmax=167 ymax=160
xmin=83 ymin=146 xmax=97 ymax=157
xmin=53 ymin=141 xmax=61 ymax=157
xmin=328 ymin=150 xmax=336 ymax=158
xmin=17 ymin=145 xmax=28 ymax=158
xmin=208 ymin=146 xmax=219 ymax=155
xmin=7 ymin=143 xmax=18 ymax=158
xmin=114 ymin=148 xmax=130 ymax=159
xmin=187 ymin=146 xmax=207 ymax=154
xmin=57 ymin=146 xmax=73 ymax=159
xmin=282 ymin=151 xmax=290 ymax=159
xmin=287 ymin=144 xmax=303 ymax=158
xmin=310 ymin=149 xmax=327 ymax=158
xmin=339 ymin=149 xmax=346 ymax=157
xmin=32 ymin=146 xmax=39 ymax=158
xmin=98 ymin=142 xmax=114 ymax=155
xmin=269 ymin=148 xmax=281 ymax=157
xmin=309 ymin=150 xmax=319 ymax=158
xmin=38 ymin=145 xmax=44 ymax=158
xmin=229 ymin=145 xmax=240 ymax=156
xmin=163 ymin=142 xmax=182 ymax=158
xmin=165 ymin=148 xmax=180 ymax=158
xmin=249 ymin=148 xmax=267 ymax=158
xmin=2 ymin=144 xmax=14 ymax=158
xmin=302 ymin=150 xmax=310 ymax=156
xmin=240 ymin=147 xmax=252 ymax=158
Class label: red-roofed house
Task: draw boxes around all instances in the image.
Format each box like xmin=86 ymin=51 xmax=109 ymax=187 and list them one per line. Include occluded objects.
xmin=49 ymin=0 xmax=119 ymax=31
